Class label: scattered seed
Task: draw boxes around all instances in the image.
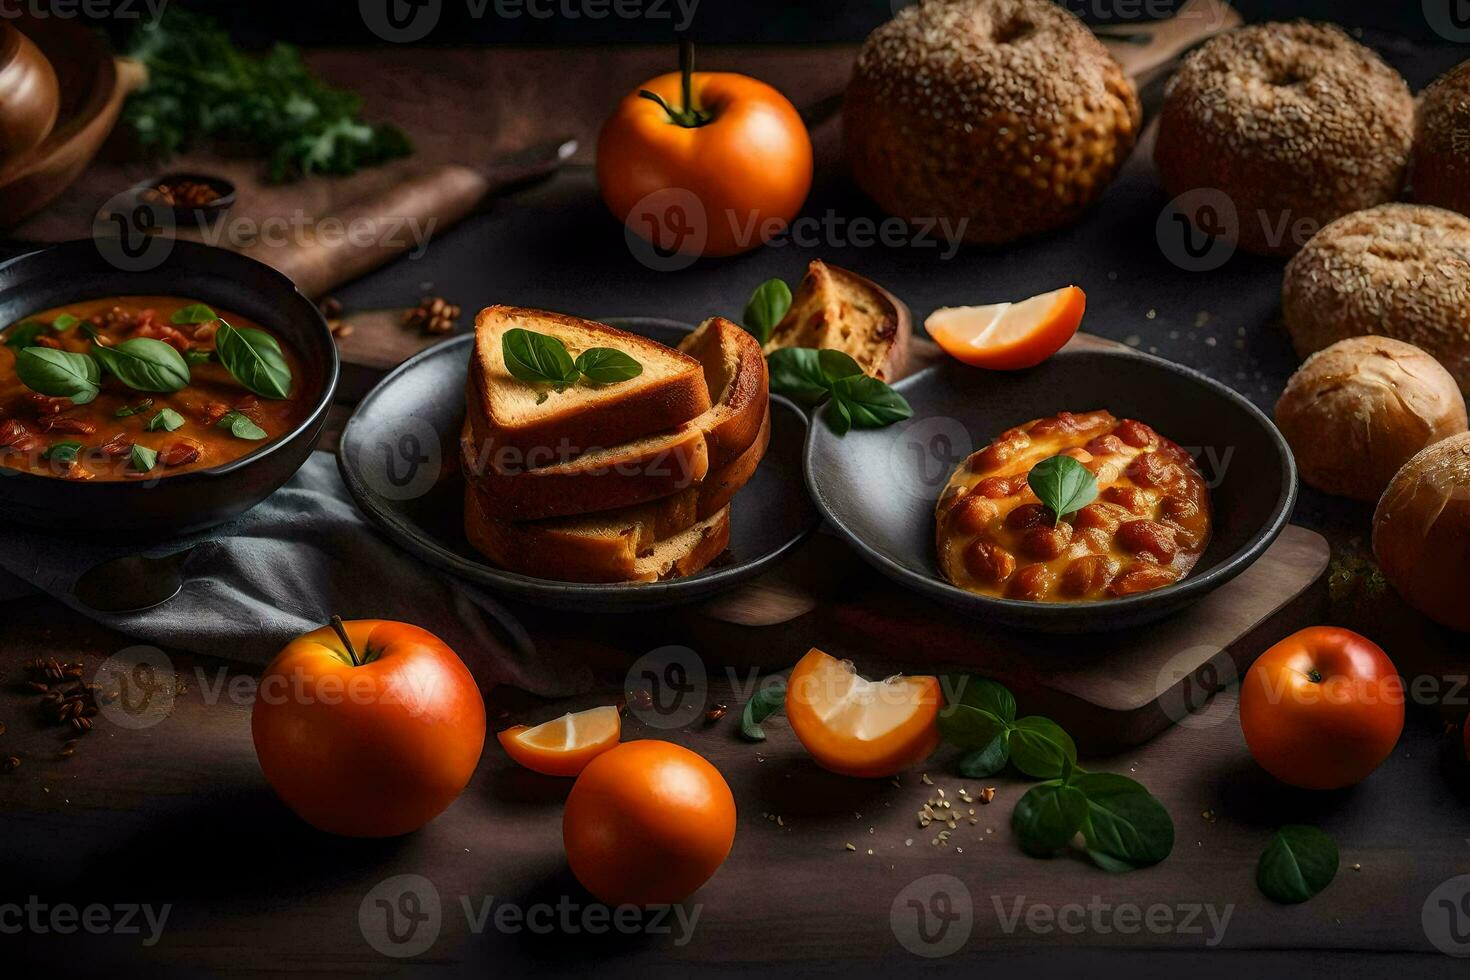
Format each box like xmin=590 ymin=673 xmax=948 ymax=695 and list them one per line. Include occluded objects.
xmin=980 ymin=787 xmax=996 ymax=804
xmin=866 ymin=849 xmax=873 ymax=856
xmin=905 ymin=838 xmax=913 ymax=847
xmin=921 ymin=773 xmax=933 ymax=785
xmin=704 ymin=703 xmax=728 ymax=723
xmin=845 ymin=843 xmax=856 ymax=852
xmin=1351 ymin=863 xmax=1361 ymax=872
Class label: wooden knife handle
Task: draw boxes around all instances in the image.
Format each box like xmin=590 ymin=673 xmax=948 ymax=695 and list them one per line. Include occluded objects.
xmin=242 ymin=163 xmax=489 ymax=300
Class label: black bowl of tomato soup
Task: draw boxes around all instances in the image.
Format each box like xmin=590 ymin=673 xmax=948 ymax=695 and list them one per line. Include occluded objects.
xmin=0 ymin=240 xmax=338 ymax=534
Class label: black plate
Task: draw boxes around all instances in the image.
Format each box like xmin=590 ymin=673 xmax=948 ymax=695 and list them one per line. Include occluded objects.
xmin=804 ymin=348 xmax=1297 ymax=632
xmin=0 ymin=239 xmax=338 ymax=535
xmin=337 ymin=318 xmax=819 ymax=612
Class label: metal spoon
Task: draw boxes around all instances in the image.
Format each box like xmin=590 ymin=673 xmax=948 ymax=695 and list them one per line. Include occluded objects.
xmin=72 ymin=548 xmax=193 ymax=614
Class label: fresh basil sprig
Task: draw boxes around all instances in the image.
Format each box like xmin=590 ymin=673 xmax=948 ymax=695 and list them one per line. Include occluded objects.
xmin=215 ymin=320 xmax=292 ymax=399
xmin=115 ymin=399 xmax=155 ymax=418
xmin=93 ymin=338 xmax=191 ymax=393
xmin=742 ymin=278 xmax=792 ymax=345
xmin=43 ymin=441 xmax=84 ymax=464
xmin=740 ymin=679 xmax=787 ymax=742
xmin=940 ymin=674 xmax=1174 ymax=871
xmin=1028 ymin=455 xmax=1098 ymax=524
xmin=15 ymin=348 xmax=100 ymax=404
xmin=574 ymin=347 xmax=644 ymax=385
xmin=1257 ymin=825 xmax=1338 ymax=904
xmin=51 ymin=313 xmax=80 ymax=332
xmin=766 ymin=347 xmax=912 ymax=437
xmin=501 ymin=329 xmax=643 ymax=398
xmin=146 ymin=408 xmax=186 ymax=432
xmin=171 ymin=303 xmax=217 ymax=325
xmin=218 ymin=410 xmax=267 ymax=440
xmin=130 ymin=444 xmax=158 ymax=472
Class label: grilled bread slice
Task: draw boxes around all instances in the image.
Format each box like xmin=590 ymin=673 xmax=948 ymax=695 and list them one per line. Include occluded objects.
xmin=470 ymin=306 xmax=710 ymax=463
xmin=466 ymin=315 xmax=769 ymax=521
xmin=629 ymin=507 xmax=730 ymax=583
xmin=764 ymin=260 xmax=911 ymax=380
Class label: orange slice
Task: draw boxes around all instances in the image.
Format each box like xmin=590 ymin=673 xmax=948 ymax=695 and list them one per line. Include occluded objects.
xmin=784 ymin=648 xmax=941 ymax=778
xmin=926 ymin=285 xmax=1086 ymax=370
xmin=497 ymin=705 xmax=621 ymax=777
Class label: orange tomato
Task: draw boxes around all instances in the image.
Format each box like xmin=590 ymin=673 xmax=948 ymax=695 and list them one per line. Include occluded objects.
xmin=497 ymin=705 xmax=621 ymax=777
xmin=251 ymin=619 xmax=486 ymax=837
xmin=597 ymin=43 xmax=812 ymax=258
xmin=563 ymin=740 xmax=736 ymax=906
xmin=1239 ymin=626 xmax=1404 ymax=790
xmin=926 ymin=286 xmax=1086 ymax=371
xmin=784 ymin=648 xmax=941 ymax=778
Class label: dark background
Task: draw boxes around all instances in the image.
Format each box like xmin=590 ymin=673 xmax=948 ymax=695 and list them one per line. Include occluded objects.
xmin=87 ymin=0 xmax=1447 ymax=47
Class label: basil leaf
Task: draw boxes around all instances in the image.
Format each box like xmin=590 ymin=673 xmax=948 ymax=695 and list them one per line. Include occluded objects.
xmin=957 ymin=734 xmax=1011 ymax=778
xmin=130 ymin=444 xmax=158 ymax=472
xmin=215 ymin=320 xmax=292 ymax=399
xmin=742 ymin=278 xmax=791 ymax=345
xmin=4 ymin=321 xmax=45 ymax=348
xmin=501 ymin=328 xmax=578 ymax=389
xmin=1257 ymin=825 xmax=1338 ymax=904
xmin=217 ymin=410 xmax=267 ymax=440
xmin=741 ymin=680 xmax=786 ymax=742
xmin=817 ymin=348 xmax=864 ymax=384
xmin=50 ymin=313 xmax=80 ymax=332
xmin=93 ymin=338 xmax=191 ymax=393
xmin=767 ymin=347 xmax=831 ymax=405
xmin=825 ymin=395 xmax=853 ymax=436
xmin=1009 ymin=716 xmax=1077 ymax=779
xmin=937 ymin=703 xmax=1008 ymax=750
xmin=574 ymin=347 xmax=643 ymax=385
xmin=15 ymin=348 xmax=100 ymax=404
xmin=945 ymin=675 xmax=1017 ymax=723
xmin=830 ymin=374 xmax=913 ymax=430
xmin=1012 ymin=781 xmax=1088 ymax=857
xmin=115 ymin=399 xmax=154 ymax=417
xmin=1073 ymin=772 xmax=1174 ymax=871
xmin=146 ymin=408 xmax=186 ymax=432
xmin=1028 ymin=455 xmax=1099 ymax=523
xmin=185 ymin=349 xmax=213 ymax=365
xmin=43 ymin=440 xmax=84 ymax=463
xmin=171 ymin=303 xmax=217 ymax=325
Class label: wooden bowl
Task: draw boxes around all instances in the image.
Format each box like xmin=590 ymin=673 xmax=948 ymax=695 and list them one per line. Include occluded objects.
xmin=0 ymin=22 xmax=60 ymax=168
xmin=0 ymin=14 xmax=145 ymax=229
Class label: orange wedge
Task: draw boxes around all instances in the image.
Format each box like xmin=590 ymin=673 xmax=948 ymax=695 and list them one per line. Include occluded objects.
xmin=784 ymin=648 xmax=941 ymax=778
xmin=497 ymin=705 xmax=621 ymax=777
xmin=925 ymin=285 xmax=1086 ymax=370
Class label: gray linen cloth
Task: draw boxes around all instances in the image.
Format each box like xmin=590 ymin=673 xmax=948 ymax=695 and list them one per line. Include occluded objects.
xmin=0 ymin=451 xmax=591 ymax=696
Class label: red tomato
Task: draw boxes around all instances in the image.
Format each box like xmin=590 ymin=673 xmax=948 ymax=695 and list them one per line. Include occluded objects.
xmin=1239 ymin=626 xmax=1404 ymax=790
xmin=251 ymin=619 xmax=486 ymax=837
xmin=597 ymin=43 xmax=812 ymax=258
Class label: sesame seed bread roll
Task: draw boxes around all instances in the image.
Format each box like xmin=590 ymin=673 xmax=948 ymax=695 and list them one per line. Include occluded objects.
xmin=843 ymin=0 xmax=1140 ymax=246
xmin=1155 ymin=21 xmax=1412 ymax=257
xmin=1410 ymin=60 xmax=1470 ymax=217
xmin=1282 ymin=204 xmax=1470 ymax=397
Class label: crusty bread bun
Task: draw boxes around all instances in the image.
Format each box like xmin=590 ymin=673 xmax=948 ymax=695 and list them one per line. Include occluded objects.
xmin=1155 ymin=22 xmax=1412 ymax=257
xmin=1275 ymin=337 xmax=1468 ymax=502
xmin=1373 ymin=432 xmax=1470 ymax=631
xmin=1409 ymin=60 xmax=1470 ymax=216
xmin=843 ymin=0 xmax=1139 ymax=245
xmin=1282 ymin=204 xmax=1470 ymax=396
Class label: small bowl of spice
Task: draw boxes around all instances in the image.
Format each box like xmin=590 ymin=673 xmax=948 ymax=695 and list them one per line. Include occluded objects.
xmin=134 ymin=172 xmax=236 ymax=229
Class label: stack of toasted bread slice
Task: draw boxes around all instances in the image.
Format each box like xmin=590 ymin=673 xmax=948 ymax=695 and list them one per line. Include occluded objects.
xmin=462 ymin=307 xmax=769 ymax=583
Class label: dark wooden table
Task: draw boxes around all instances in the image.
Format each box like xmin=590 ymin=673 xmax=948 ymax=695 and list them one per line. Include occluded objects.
xmin=5 ymin=41 xmax=1470 ymax=978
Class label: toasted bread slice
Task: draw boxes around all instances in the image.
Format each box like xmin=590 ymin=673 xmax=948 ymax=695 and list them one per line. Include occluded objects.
xmin=630 ymin=507 xmax=730 ymax=583
xmin=460 ymin=409 xmax=769 ymax=581
xmin=677 ymin=316 xmax=768 ymax=468
xmin=466 ymin=315 xmax=769 ymax=521
xmin=470 ymin=306 xmax=710 ymax=463
xmin=764 ymin=260 xmax=911 ymax=380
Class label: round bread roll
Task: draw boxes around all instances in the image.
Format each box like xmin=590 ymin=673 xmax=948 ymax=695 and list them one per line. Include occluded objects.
xmin=1409 ymin=60 xmax=1470 ymax=216
xmin=1275 ymin=337 xmax=1468 ymax=502
xmin=1373 ymin=432 xmax=1470 ymax=632
xmin=1154 ymin=21 xmax=1412 ymax=257
xmin=843 ymin=0 xmax=1139 ymax=245
xmin=1282 ymin=203 xmax=1470 ymax=396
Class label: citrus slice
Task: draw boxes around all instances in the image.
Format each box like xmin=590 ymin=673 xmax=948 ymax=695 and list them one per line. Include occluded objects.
xmin=784 ymin=648 xmax=941 ymax=778
xmin=497 ymin=705 xmax=621 ymax=777
xmin=926 ymin=285 xmax=1086 ymax=370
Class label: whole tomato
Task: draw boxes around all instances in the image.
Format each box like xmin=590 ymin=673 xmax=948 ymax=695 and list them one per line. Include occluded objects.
xmin=1239 ymin=626 xmax=1404 ymax=790
xmin=251 ymin=618 xmax=486 ymax=837
xmin=597 ymin=41 xmax=812 ymax=258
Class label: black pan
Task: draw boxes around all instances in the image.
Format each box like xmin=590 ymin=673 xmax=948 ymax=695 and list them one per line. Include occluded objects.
xmin=0 ymin=239 xmax=338 ymax=535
